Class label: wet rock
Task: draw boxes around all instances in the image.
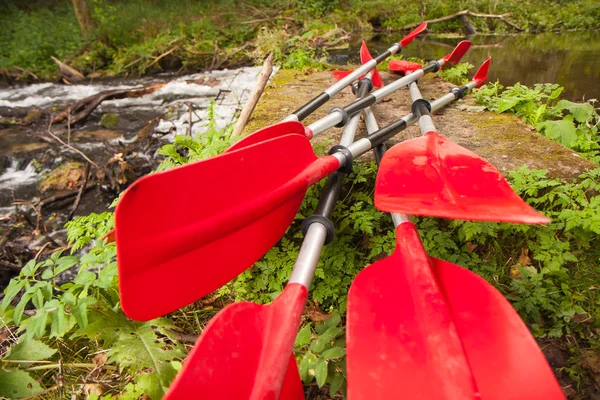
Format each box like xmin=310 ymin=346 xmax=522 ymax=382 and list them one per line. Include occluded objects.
xmin=244 ymin=69 xmax=597 ymax=180
xmin=99 ymin=113 xmax=119 ymax=129
xmin=39 ymin=162 xmax=85 ymax=192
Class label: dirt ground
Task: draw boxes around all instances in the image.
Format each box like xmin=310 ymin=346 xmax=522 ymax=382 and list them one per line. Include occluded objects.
xmin=244 ymin=69 xmax=596 ymax=180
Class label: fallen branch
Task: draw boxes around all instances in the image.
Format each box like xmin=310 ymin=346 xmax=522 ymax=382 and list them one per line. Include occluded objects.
xmin=231 ymin=53 xmax=273 ymax=137
xmin=51 ymin=56 xmax=85 ymax=83
xmin=401 ymin=10 xmax=524 ymax=32
xmin=67 ymin=162 xmax=91 ymax=221
xmin=52 ymin=82 xmax=167 ymax=126
xmin=47 ymin=120 xmax=99 ymax=168
xmin=36 ymin=183 xmax=95 ymax=209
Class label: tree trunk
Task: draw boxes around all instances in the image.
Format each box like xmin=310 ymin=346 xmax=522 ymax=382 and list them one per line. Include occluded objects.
xmin=71 ymin=0 xmax=92 ymax=38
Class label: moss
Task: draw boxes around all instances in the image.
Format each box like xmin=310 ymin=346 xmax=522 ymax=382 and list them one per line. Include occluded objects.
xmin=100 ymin=113 xmax=119 ymax=129
xmin=39 ymin=162 xmax=84 ymax=193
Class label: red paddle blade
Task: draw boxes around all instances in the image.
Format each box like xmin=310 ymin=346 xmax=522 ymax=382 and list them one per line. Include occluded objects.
xmin=347 ymin=223 xmax=477 ymax=399
xmin=399 ymin=22 xmax=428 ymax=47
xmin=359 ymin=41 xmax=383 ymax=88
xmin=474 ymin=56 xmax=491 ymax=88
xmin=431 ymin=258 xmax=565 ymax=400
xmin=116 ymin=132 xmax=339 ymax=320
xmin=375 ymin=131 xmax=550 ymax=224
xmin=164 ymin=284 xmax=308 ymax=399
xmin=441 ymin=40 xmax=471 ymax=68
xmin=388 ymin=59 xmax=423 ymax=74
xmin=227 ymin=121 xmax=307 ymax=152
xmin=332 ymin=70 xmax=353 ymax=81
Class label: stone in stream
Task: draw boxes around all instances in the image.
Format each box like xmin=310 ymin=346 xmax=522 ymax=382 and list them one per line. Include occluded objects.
xmin=243 ymin=70 xmax=596 ymax=180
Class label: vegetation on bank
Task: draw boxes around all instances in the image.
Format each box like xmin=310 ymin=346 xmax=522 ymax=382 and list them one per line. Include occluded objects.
xmin=2 ymin=69 xmax=600 ymax=397
xmin=1 ymin=0 xmax=600 ymax=80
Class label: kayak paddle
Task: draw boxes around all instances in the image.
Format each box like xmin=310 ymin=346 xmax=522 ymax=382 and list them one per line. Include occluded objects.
xmin=230 ymin=39 xmax=471 ymax=153
xmin=388 ymin=59 xmax=424 ymax=74
xmin=347 ymin=106 xmax=564 ymax=400
xmin=163 ymin=78 xmax=373 ymax=400
xmin=283 ymin=23 xmax=427 ymax=122
xmin=375 ymin=64 xmax=550 ymax=223
xmin=116 ymin=59 xmax=539 ymax=322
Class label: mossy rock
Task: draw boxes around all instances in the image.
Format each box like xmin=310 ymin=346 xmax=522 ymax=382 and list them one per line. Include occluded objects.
xmin=243 ymin=69 xmax=596 ymax=179
xmin=100 ymin=113 xmax=119 ymax=129
xmin=40 ymin=162 xmax=84 ymax=192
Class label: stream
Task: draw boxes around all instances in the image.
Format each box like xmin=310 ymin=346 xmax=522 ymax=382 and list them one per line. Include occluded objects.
xmin=0 ymin=66 xmax=263 ymax=284
xmin=329 ymin=32 xmax=600 ymax=101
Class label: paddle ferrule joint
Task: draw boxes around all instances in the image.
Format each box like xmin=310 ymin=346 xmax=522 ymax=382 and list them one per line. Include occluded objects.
xmin=329 ymin=145 xmax=353 ymax=173
xmin=411 ymin=98 xmax=432 ymax=118
xmin=302 ymin=216 xmax=335 ymax=244
xmin=423 ymin=60 xmax=441 ymax=73
xmin=451 ymin=86 xmax=469 ymax=99
xmin=329 ymin=107 xmax=349 ymax=128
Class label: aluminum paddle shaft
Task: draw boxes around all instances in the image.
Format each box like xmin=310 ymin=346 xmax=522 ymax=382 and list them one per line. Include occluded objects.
xmin=282 ymin=23 xmax=427 ymax=122
xmin=306 ymin=40 xmax=472 ymax=137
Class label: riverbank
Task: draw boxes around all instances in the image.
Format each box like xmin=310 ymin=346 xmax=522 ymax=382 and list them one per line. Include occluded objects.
xmin=1 ymin=0 xmax=600 ymax=82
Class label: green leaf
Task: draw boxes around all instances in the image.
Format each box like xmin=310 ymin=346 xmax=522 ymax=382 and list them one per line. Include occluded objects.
xmin=310 ymin=327 xmax=342 ymax=353
xmin=497 ymin=98 xmax=521 ymax=113
xmin=41 ymin=268 xmax=53 ymax=280
xmin=299 ymin=352 xmax=317 ymax=383
xmin=324 ymin=311 xmax=341 ymax=329
xmin=50 ymin=303 xmax=74 ymax=338
xmin=74 ymin=270 xmax=96 ymax=285
xmin=555 ymin=100 xmax=595 ymax=123
xmin=55 ymin=256 xmax=79 ymax=275
xmin=0 ymin=369 xmax=43 ymax=398
xmin=294 ymin=324 xmax=311 ymax=347
xmin=315 ymin=358 xmax=328 ymax=387
xmin=13 ymin=292 xmax=32 ymax=325
xmin=329 ymin=373 xmax=344 ymax=396
xmin=2 ymin=280 xmax=25 ymax=311
xmin=321 ymin=347 xmax=346 ymax=359
xmin=536 ymin=120 xmax=578 ymax=148
xmin=21 ymin=308 xmax=48 ymax=339
xmin=20 ymin=260 xmax=39 ymax=277
xmin=5 ymin=338 xmax=57 ymax=361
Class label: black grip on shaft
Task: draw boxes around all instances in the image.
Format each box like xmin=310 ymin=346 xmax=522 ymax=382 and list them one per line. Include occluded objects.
xmin=374 ymin=49 xmax=393 ymax=64
xmin=368 ymin=119 xmax=408 ymax=147
xmin=411 ymin=98 xmax=432 ymax=118
xmin=451 ymin=86 xmax=469 ymax=99
xmin=292 ymin=92 xmax=330 ymax=121
xmin=344 ymin=95 xmax=377 ymax=117
xmin=423 ymin=60 xmax=441 ymax=73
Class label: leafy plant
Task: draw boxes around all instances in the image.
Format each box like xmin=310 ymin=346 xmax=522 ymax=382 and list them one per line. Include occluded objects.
xmin=475 ymin=82 xmax=600 ymax=160
xmin=438 ymin=62 xmax=473 ymax=85
xmin=295 ymin=312 xmax=346 ymax=397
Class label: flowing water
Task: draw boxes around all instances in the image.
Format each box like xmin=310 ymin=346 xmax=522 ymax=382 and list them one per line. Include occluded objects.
xmin=0 ymin=66 xmax=264 ymax=216
xmin=329 ymin=32 xmax=600 ymax=101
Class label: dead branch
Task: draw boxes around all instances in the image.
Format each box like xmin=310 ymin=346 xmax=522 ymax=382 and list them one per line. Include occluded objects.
xmin=11 ymin=200 xmax=46 ymax=233
xmin=67 ymin=162 xmax=91 ymax=221
xmin=36 ymin=184 xmax=95 ymax=209
xmin=47 ymin=120 xmax=99 ymax=168
xmin=400 ymin=10 xmax=524 ymax=32
xmin=147 ymin=46 xmax=179 ymax=70
xmin=231 ymin=53 xmax=273 ymax=137
xmin=52 ymin=82 xmax=167 ymax=126
xmin=51 ymin=56 xmax=85 ymax=83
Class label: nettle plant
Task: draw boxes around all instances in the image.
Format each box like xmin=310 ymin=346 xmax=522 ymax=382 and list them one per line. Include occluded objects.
xmin=475 ymin=82 xmax=600 ymax=161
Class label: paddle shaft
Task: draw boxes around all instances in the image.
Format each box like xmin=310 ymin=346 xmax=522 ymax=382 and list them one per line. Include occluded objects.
xmin=283 ymin=23 xmax=427 ymax=122
xmin=330 ymin=79 xmax=479 ymax=169
xmin=289 ymin=78 xmax=371 ymax=287
xmin=307 ymin=55 xmax=453 ymax=137
xmin=283 ymin=47 xmax=398 ymax=122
